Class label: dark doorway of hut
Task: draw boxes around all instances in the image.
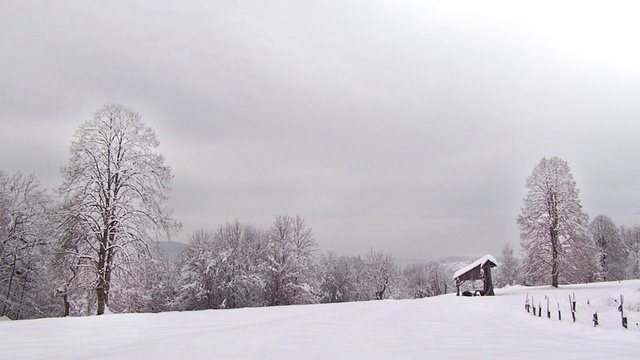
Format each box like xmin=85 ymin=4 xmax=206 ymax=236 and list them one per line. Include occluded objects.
xmin=453 ymin=255 xmax=498 ymax=296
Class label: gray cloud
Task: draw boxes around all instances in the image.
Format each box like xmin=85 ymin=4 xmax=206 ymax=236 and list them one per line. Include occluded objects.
xmin=2 ymin=1 xmax=639 ymax=259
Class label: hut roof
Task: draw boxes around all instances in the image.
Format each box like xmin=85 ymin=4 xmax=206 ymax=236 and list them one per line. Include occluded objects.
xmin=453 ymin=254 xmax=498 ymax=281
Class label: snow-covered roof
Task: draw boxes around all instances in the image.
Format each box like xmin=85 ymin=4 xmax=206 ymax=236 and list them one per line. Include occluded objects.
xmin=453 ymin=254 xmax=498 ymax=280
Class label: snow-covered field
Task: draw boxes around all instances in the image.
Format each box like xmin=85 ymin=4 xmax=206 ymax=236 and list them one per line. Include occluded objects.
xmin=2 ymin=280 xmax=639 ymax=359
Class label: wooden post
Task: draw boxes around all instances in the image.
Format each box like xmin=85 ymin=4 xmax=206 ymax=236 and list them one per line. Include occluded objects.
xmin=620 ymin=295 xmax=628 ymax=329
xmin=546 ymin=297 xmax=550 ymax=318
xmin=532 ymin=296 xmax=536 ymax=316
xmin=482 ymin=264 xmax=495 ymax=296
xmin=569 ymin=294 xmax=576 ymax=322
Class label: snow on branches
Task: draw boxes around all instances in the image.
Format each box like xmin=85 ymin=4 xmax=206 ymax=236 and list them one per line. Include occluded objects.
xmin=517 ymin=157 xmax=599 ymax=287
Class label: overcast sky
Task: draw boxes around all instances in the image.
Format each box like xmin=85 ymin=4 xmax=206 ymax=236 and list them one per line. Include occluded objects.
xmin=2 ymin=1 xmax=640 ymax=260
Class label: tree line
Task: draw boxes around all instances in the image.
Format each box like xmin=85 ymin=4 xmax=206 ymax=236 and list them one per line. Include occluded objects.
xmin=2 ymin=105 xmax=639 ymax=319
xmin=0 ymin=176 xmax=455 ymax=318
xmin=0 ymin=104 xmax=454 ymax=319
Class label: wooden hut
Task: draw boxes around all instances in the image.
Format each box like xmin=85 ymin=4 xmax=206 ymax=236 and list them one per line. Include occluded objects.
xmin=453 ymin=255 xmax=498 ymax=296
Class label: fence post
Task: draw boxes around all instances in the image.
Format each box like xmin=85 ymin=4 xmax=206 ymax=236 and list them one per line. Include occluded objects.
xmin=546 ymin=297 xmax=550 ymax=318
xmin=619 ymin=294 xmax=628 ymax=329
xmin=569 ymin=294 xmax=576 ymax=323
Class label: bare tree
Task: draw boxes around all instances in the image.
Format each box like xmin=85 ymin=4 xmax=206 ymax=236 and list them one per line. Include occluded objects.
xmin=560 ymin=230 xmax=601 ymax=284
xmin=264 ymin=215 xmax=318 ymax=306
xmin=0 ymin=171 xmax=57 ymax=319
xmin=318 ymin=251 xmax=358 ymax=303
xmin=621 ymin=226 xmax=640 ymax=279
xmin=59 ymin=104 xmax=180 ymax=315
xmin=590 ymin=215 xmax=627 ymax=281
xmin=108 ymin=242 xmax=183 ymax=314
xmin=495 ymin=243 xmax=521 ymax=287
xmin=402 ymin=261 xmax=451 ymax=299
xmin=207 ymin=221 xmax=266 ymax=309
xmin=517 ymin=157 xmax=597 ymax=287
xmin=176 ymin=230 xmax=217 ymax=310
xmin=403 ymin=264 xmax=431 ymax=299
xmin=364 ymin=249 xmax=397 ymax=300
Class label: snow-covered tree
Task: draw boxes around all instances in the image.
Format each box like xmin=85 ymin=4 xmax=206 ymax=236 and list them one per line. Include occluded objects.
xmin=348 ymin=255 xmax=370 ymax=301
xmin=402 ymin=261 xmax=452 ymax=299
xmin=318 ymin=251 xmax=359 ymax=303
xmin=264 ymin=215 xmax=319 ymax=306
xmin=175 ymin=230 xmax=217 ymax=310
xmin=402 ymin=264 xmax=429 ymax=299
xmin=103 ymin=239 xmax=188 ymax=314
xmin=589 ymin=215 xmax=627 ymax=281
xmin=559 ymin=231 xmax=601 ymax=284
xmin=517 ymin=157 xmax=598 ymax=287
xmin=0 ymin=171 xmax=58 ymax=319
xmin=59 ymin=104 xmax=180 ymax=315
xmin=362 ymin=249 xmax=398 ymax=300
xmin=620 ymin=226 xmax=640 ymax=279
xmin=177 ymin=217 xmax=319 ymax=310
xmin=401 ymin=260 xmax=455 ymax=299
xmin=176 ymin=224 xmax=268 ymax=310
xmin=51 ymin=200 xmax=99 ymax=316
xmin=402 ymin=263 xmax=444 ymax=299
xmin=206 ymin=221 xmax=267 ymax=309
xmin=494 ymin=243 xmax=521 ymax=287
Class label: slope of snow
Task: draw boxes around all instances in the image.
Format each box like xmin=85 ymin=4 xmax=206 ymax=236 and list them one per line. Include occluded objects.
xmin=1 ymin=280 xmax=639 ymax=359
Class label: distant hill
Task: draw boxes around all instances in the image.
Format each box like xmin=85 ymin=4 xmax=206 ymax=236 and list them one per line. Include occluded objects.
xmin=437 ymin=256 xmax=475 ymax=264
xmin=155 ymin=241 xmax=188 ymax=261
xmin=395 ymin=256 xmax=475 ymax=268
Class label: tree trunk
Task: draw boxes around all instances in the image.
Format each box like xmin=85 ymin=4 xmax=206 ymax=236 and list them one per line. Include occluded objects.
xmin=63 ymin=293 xmax=70 ymax=317
xmin=551 ymin=233 xmax=559 ymax=288
xmin=96 ymin=281 xmax=106 ymax=315
xmin=2 ymin=253 xmax=18 ymax=317
xmin=551 ymin=211 xmax=559 ymax=288
xmin=96 ymin=237 xmax=108 ymax=315
xmin=551 ymin=252 xmax=559 ymax=287
xmin=96 ymin=254 xmax=113 ymax=315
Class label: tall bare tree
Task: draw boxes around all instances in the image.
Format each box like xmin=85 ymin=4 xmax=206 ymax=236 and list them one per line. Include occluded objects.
xmin=517 ymin=157 xmax=598 ymax=287
xmin=59 ymin=104 xmax=180 ymax=315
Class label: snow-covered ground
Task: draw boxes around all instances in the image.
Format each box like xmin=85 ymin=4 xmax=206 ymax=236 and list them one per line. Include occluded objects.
xmin=2 ymin=280 xmax=639 ymax=359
